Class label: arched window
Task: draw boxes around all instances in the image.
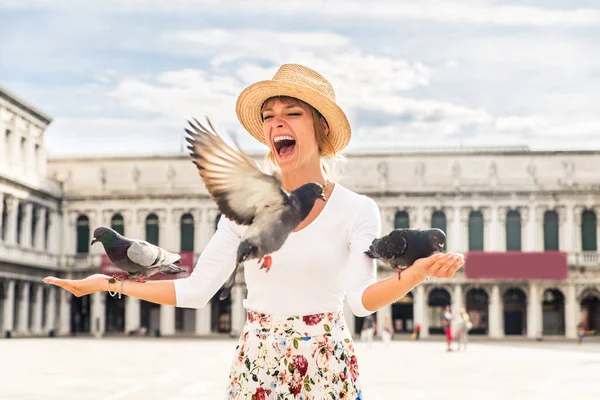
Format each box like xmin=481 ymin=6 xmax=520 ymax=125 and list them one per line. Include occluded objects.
xmin=145 ymin=214 xmax=159 ymax=246
xmin=31 ymin=206 xmax=38 ymax=247
xmin=111 ymin=213 xmax=125 ymax=236
xmin=76 ymin=215 xmax=90 ymax=254
xmin=543 ymin=210 xmax=559 ymax=251
xmin=394 ymin=211 xmax=409 ymax=229
xmin=16 ymin=203 xmax=24 ymax=245
xmin=180 ymin=213 xmax=194 ymax=252
xmin=468 ymin=211 xmax=484 ymax=251
xmin=1 ymin=197 xmax=8 ymax=241
xmin=506 ymin=210 xmax=521 ymax=251
xmin=431 ymin=211 xmax=447 ymax=252
xmin=582 ymin=210 xmax=597 ymax=251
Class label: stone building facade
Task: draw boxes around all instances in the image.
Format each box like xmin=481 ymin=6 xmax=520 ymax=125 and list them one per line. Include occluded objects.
xmin=1 ymin=87 xmax=599 ymax=340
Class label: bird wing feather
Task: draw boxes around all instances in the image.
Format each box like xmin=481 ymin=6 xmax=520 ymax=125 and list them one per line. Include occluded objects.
xmin=127 ymin=240 xmax=181 ymax=267
xmin=376 ymin=234 xmax=408 ymax=259
xmin=185 ymin=118 xmax=287 ymax=226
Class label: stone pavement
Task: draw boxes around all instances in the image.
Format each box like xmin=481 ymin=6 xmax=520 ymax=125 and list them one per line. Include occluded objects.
xmin=1 ymin=337 xmax=598 ymax=400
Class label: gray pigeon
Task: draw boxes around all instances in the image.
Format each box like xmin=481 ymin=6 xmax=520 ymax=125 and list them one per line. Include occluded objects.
xmin=91 ymin=226 xmax=186 ymax=282
xmin=365 ymin=228 xmax=446 ymax=279
xmin=185 ymin=118 xmax=327 ymax=300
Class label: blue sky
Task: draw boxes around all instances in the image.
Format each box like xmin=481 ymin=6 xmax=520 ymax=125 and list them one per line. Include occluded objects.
xmin=2 ymin=0 xmax=600 ymax=156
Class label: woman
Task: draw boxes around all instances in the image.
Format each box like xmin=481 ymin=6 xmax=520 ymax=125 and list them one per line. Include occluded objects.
xmin=44 ymin=64 xmax=464 ymax=399
xmin=454 ymin=308 xmax=472 ymax=351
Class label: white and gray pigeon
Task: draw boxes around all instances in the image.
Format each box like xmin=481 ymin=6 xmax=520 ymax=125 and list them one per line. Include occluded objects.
xmin=91 ymin=226 xmax=186 ymax=282
xmin=185 ymin=118 xmax=327 ymax=300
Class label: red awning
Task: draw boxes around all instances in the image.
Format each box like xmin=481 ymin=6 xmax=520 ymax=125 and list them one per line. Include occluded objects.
xmin=464 ymin=251 xmax=568 ymax=280
xmin=100 ymin=252 xmax=196 ymax=280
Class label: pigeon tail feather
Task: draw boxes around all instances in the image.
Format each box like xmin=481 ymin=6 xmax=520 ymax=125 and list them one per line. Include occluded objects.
xmin=160 ymin=264 xmax=186 ymax=275
xmin=364 ymin=246 xmax=380 ymax=259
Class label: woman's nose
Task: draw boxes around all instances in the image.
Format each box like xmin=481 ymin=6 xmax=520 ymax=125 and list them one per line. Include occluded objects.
xmin=270 ymin=115 xmax=285 ymax=128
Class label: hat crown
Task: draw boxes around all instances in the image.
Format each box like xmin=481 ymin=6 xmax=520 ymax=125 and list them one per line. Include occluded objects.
xmin=272 ymin=64 xmax=336 ymax=101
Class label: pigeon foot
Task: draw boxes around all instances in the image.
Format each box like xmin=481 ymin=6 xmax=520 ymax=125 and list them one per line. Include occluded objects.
xmin=133 ymin=275 xmax=148 ymax=283
xmin=258 ymin=255 xmax=273 ymax=272
xmin=112 ymin=273 xmax=130 ymax=281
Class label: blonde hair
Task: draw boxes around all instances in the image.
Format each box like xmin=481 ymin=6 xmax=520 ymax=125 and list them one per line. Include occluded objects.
xmin=260 ymin=96 xmax=345 ymax=180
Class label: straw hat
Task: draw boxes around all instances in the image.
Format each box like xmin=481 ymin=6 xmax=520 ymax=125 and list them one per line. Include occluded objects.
xmin=236 ymin=64 xmax=351 ymax=154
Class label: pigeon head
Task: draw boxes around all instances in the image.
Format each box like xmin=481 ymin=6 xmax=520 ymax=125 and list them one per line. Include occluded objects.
xmin=289 ymin=182 xmax=326 ymax=218
xmin=91 ymin=226 xmax=120 ymax=246
xmin=427 ymin=228 xmax=446 ymax=252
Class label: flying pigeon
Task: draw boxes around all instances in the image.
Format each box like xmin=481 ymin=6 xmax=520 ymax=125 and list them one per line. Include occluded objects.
xmin=184 ymin=118 xmax=327 ymax=300
xmin=365 ymin=228 xmax=446 ymax=279
xmin=91 ymin=226 xmax=186 ymax=282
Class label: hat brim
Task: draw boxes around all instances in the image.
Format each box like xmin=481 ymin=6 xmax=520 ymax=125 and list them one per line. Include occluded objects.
xmin=236 ymin=80 xmax=351 ymax=154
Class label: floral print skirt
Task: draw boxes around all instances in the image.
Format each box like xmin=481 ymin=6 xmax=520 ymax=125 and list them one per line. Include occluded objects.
xmin=226 ymin=310 xmax=363 ymax=400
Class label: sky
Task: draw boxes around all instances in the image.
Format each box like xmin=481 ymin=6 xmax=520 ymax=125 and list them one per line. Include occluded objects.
xmin=1 ymin=0 xmax=600 ymax=157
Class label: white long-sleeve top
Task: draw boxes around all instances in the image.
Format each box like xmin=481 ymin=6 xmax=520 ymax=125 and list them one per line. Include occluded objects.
xmin=173 ymin=183 xmax=381 ymax=317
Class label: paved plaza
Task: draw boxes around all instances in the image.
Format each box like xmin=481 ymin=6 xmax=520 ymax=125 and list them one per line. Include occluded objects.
xmin=1 ymin=337 xmax=598 ymax=400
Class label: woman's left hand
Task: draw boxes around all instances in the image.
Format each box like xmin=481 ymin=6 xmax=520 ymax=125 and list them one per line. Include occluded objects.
xmin=411 ymin=252 xmax=464 ymax=280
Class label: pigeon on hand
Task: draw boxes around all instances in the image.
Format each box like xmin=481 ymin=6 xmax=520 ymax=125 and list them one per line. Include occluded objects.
xmin=91 ymin=227 xmax=186 ymax=282
xmin=365 ymin=228 xmax=446 ymax=279
xmin=185 ymin=118 xmax=327 ymax=300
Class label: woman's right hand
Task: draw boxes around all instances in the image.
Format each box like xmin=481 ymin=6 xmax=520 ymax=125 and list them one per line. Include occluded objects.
xmin=43 ymin=274 xmax=111 ymax=297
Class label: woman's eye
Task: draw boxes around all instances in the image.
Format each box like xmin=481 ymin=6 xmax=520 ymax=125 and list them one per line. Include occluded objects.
xmin=263 ymin=115 xmax=273 ymax=120
xmin=287 ymin=113 xmax=301 ymax=116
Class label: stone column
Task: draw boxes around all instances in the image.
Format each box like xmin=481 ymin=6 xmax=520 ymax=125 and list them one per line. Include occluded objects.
xmin=125 ymin=297 xmax=141 ymax=333
xmin=44 ymin=286 xmax=57 ymax=334
xmin=5 ymin=196 xmax=19 ymax=245
xmin=0 ymin=193 xmax=4 ymax=240
xmin=230 ymin=285 xmax=246 ymax=335
xmin=421 ymin=206 xmax=432 ymax=229
xmin=565 ymin=284 xmax=577 ymax=339
xmin=160 ymin=304 xmax=176 ymax=336
xmin=497 ymin=206 xmax=508 ymax=251
xmin=21 ymin=202 xmax=33 ymax=248
xmin=2 ymin=280 xmax=15 ymax=334
xmin=91 ymin=292 xmax=105 ymax=337
xmin=448 ymin=206 xmax=461 ymax=252
xmin=381 ymin=207 xmax=396 ymax=236
xmin=452 ymin=285 xmax=463 ymax=319
xmin=460 ymin=207 xmax=471 ymax=251
xmin=489 ymin=285 xmax=503 ymax=338
xmin=192 ymin=208 xmax=204 ymax=254
xmin=527 ymin=282 xmax=541 ymax=338
xmin=557 ymin=207 xmax=567 ymax=253
xmin=487 ymin=206 xmax=499 ymax=251
xmin=18 ymin=282 xmax=30 ymax=334
xmin=48 ymin=209 xmax=60 ymax=253
xmin=35 ymin=207 xmax=47 ymax=251
xmin=31 ymin=284 xmax=44 ymax=335
xmin=0 ymin=121 xmax=6 ymax=169
xmin=414 ymin=285 xmax=428 ymax=338
xmin=594 ymin=206 xmax=600 ymax=251
xmin=64 ymin=211 xmax=78 ymax=255
xmin=59 ymin=289 xmax=71 ymax=335
xmin=525 ymin=204 xmax=538 ymax=251
xmin=195 ymin=306 xmax=212 ymax=335
xmin=564 ymin=203 xmax=575 ymax=253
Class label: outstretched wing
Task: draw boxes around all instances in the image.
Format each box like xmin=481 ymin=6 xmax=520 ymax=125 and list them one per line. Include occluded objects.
xmin=127 ymin=240 xmax=181 ymax=267
xmin=185 ymin=118 xmax=287 ymax=226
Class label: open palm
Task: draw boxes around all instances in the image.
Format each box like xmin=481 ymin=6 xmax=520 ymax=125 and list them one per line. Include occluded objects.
xmin=43 ymin=274 xmax=110 ymax=297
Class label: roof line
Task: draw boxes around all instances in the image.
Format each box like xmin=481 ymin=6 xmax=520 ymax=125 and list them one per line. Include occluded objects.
xmin=0 ymin=87 xmax=53 ymax=125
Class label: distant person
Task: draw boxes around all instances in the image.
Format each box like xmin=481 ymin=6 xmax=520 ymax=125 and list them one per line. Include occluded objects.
xmin=454 ymin=308 xmax=472 ymax=351
xmin=442 ymin=305 xmax=453 ymax=351
xmin=380 ymin=316 xmax=393 ymax=346
xmin=361 ymin=315 xmax=375 ymax=345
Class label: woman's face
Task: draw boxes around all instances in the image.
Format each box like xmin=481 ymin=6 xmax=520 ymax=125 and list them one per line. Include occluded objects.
xmin=261 ymin=98 xmax=321 ymax=172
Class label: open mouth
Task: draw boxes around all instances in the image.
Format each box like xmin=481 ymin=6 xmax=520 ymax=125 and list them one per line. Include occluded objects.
xmin=273 ymin=135 xmax=296 ymax=159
